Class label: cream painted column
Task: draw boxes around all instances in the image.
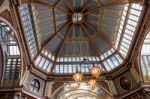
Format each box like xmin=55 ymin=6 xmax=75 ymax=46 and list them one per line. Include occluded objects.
xmin=19 ymin=70 xmax=30 ymax=86
xmin=107 ymin=80 xmax=118 ymax=95
xmin=130 ymin=67 xmax=142 ymax=83
xmin=44 ymin=82 xmax=54 ymax=98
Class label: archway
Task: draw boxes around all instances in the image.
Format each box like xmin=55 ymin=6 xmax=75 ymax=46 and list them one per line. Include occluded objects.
xmin=51 ymin=82 xmax=112 ymax=99
xmin=140 ymin=30 xmax=150 ymax=82
xmin=0 ymin=20 xmax=21 ymax=86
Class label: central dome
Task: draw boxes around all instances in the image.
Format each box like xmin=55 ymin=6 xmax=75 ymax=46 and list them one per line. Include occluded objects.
xmin=29 ymin=0 xmax=122 ymax=57
xmin=19 ymin=0 xmax=129 ymax=73
xmin=32 ymin=0 xmax=123 ymax=72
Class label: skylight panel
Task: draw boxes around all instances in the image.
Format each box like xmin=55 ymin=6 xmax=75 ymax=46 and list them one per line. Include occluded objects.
xmin=76 ymin=57 xmax=80 ymax=61
xmin=4 ymin=58 xmax=21 ymax=80
xmin=68 ymin=65 xmax=72 ymax=73
xmin=116 ymin=54 xmax=123 ymax=63
xmin=106 ymin=59 xmax=115 ymax=68
xmin=72 ymin=57 xmax=76 ymax=61
xmin=53 ymin=63 xmax=93 ymax=74
xmin=64 ymin=65 xmax=68 ymax=73
xmin=141 ymin=44 xmax=150 ymax=54
xmin=72 ymin=65 xmax=76 ymax=73
xmin=117 ymin=3 xmax=143 ymax=57
xmin=42 ymin=50 xmax=55 ymax=61
xmin=102 ymin=53 xmax=123 ymax=71
xmin=142 ymin=56 xmax=150 ymax=76
xmin=38 ymin=57 xmax=46 ymax=68
xmin=115 ymin=5 xmax=129 ymax=48
xmin=19 ymin=4 xmax=38 ymax=57
xmin=60 ymin=65 xmax=64 ymax=73
xmin=56 ymin=56 xmax=100 ymax=63
xmin=9 ymin=46 xmax=20 ymax=55
xmin=54 ymin=65 xmax=60 ymax=73
xmin=35 ymin=55 xmax=41 ymax=66
xmin=141 ymin=34 xmax=150 ymax=55
xmin=103 ymin=61 xmax=111 ymax=71
xmin=46 ymin=64 xmax=52 ymax=72
xmin=60 ymin=57 xmax=64 ymax=62
xmin=43 ymin=60 xmax=49 ymax=70
xmin=112 ymin=56 xmax=120 ymax=66
xmin=107 ymin=49 xmax=113 ymax=55
xmin=100 ymin=48 xmax=115 ymax=60
xmin=0 ymin=21 xmax=21 ymax=80
xmin=68 ymin=57 xmax=71 ymax=62
xmin=35 ymin=55 xmax=53 ymax=72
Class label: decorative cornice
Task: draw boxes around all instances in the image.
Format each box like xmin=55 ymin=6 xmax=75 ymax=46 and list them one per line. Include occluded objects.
xmin=48 ymin=76 xmax=106 ymax=82
xmin=105 ymin=62 xmax=131 ymax=79
xmin=0 ymin=86 xmax=23 ymax=92
xmin=30 ymin=66 xmax=47 ymax=80
xmin=30 ymin=65 xmax=106 ymax=81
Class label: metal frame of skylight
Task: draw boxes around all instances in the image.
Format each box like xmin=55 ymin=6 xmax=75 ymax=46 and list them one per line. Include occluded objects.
xmin=18 ymin=3 xmax=143 ymax=74
xmin=0 ymin=21 xmax=21 ymax=80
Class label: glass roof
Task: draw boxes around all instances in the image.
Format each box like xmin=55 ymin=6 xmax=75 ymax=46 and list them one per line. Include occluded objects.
xmin=19 ymin=1 xmax=143 ymax=74
xmin=141 ymin=31 xmax=150 ymax=82
xmin=51 ymin=82 xmax=111 ymax=99
xmin=0 ymin=21 xmax=21 ymax=80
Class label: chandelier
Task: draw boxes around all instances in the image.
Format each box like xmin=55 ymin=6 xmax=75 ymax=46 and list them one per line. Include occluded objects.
xmin=88 ymin=79 xmax=97 ymax=89
xmin=72 ymin=72 xmax=83 ymax=82
xmin=72 ymin=58 xmax=101 ymax=88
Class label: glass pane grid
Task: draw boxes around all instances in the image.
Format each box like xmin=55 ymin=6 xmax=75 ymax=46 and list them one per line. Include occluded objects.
xmin=4 ymin=58 xmax=21 ymax=80
xmin=19 ymin=4 xmax=38 ymax=57
xmin=118 ymin=3 xmax=143 ymax=58
xmin=0 ymin=21 xmax=21 ymax=80
xmin=35 ymin=55 xmax=53 ymax=72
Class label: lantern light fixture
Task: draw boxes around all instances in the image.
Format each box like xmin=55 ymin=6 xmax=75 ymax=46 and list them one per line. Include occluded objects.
xmin=72 ymin=72 xmax=84 ymax=82
xmin=72 ymin=58 xmax=101 ymax=89
xmin=88 ymin=79 xmax=97 ymax=89
xmin=90 ymin=66 xmax=101 ymax=78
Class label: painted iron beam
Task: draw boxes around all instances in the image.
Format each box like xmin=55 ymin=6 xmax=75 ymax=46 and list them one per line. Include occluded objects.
xmin=33 ymin=21 xmax=72 ymax=61
xmin=50 ymin=23 xmax=73 ymax=73
xmin=80 ymin=24 xmax=100 ymax=56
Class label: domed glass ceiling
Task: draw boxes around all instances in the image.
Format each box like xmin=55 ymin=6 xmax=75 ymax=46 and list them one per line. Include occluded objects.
xmin=0 ymin=21 xmax=21 ymax=80
xmin=19 ymin=0 xmax=143 ymax=74
xmin=51 ymin=82 xmax=111 ymax=99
